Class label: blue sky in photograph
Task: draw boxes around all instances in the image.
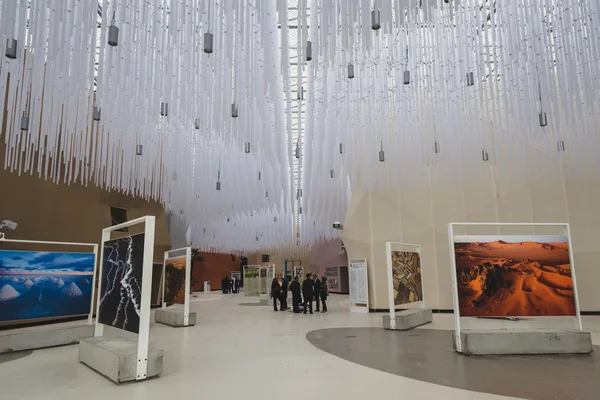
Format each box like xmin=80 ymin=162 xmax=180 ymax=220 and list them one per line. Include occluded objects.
xmin=0 ymin=250 xmax=95 ymax=274
xmin=454 ymin=235 xmax=568 ymax=244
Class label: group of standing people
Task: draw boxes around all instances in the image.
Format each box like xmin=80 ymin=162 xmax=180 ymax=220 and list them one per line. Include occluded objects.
xmin=272 ymin=272 xmax=328 ymax=314
xmin=222 ymin=276 xmax=241 ymax=293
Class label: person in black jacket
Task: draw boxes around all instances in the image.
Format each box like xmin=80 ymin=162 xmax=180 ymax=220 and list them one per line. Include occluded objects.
xmin=320 ymin=276 xmax=329 ymax=313
xmin=302 ymin=273 xmax=314 ymax=314
xmin=279 ymin=277 xmax=288 ymax=311
xmin=271 ymin=275 xmax=281 ymax=311
xmin=313 ymin=277 xmax=322 ymax=312
xmin=290 ymin=276 xmax=302 ymax=313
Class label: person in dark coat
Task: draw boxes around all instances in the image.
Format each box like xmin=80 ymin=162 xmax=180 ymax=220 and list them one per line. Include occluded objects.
xmin=222 ymin=276 xmax=228 ymax=294
xmin=235 ymin=278 xmax=241 ymax=293
xmin=313 ymin=277 xmax=322 ymax=312
xmin=229 ymin=277 xmax=235 ymax=293
xmin=271 ymin=275 xmax=281 ymax=311
xmin=279 ymin=277 xmax=288 ymax=311
xmin=290 ymin=276 xmax=302 ymax=313
xmin=320 ymin=276 xmax=329 ymax=313
xmin=302 ymin=273 xmax=314 ymax=314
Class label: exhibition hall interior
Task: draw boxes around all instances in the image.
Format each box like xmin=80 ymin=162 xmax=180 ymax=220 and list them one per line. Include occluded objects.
xmin=1 ymin=1 xmax=600 ymax=399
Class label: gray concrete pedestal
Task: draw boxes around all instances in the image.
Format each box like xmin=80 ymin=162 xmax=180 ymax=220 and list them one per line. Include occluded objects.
xmin=382 ymin=308 xmax=433 ymax=330
xmin=154 ymin=308 xmax=196 ymax=327
xmin=79 ymin=336 xmax=163 ymax=383
xmin=453 ymin=329 xmax=593 ymax=355
xmin=0 ymin=323 xmax=94 ymax=354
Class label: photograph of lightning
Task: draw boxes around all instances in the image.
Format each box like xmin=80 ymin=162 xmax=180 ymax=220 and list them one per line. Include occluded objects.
xmin=98 ymin=233 xmax=145 ymax=333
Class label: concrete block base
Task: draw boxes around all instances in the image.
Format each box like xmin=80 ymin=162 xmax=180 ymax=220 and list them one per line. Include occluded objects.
xmin=154 ymin=308 xmax=196 ymax=327
xmin=79 ymin=337 xmax=163 ymax=383
xmin=0 ymin=323 xmax=94 ymax=354
xmin=383 ymin=308 xmax=433 ymax=331
xmin=453 ymin=329 xmax=593 ymax=355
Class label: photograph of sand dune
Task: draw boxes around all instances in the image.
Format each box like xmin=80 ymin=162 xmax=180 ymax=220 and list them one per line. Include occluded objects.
xmin=163 ymin=256 xmax=187 ymax=304
xmin=453 ymin=235 xmax=575 ymax=317
xmin=391 ymin=251 xmax=423 ymax=306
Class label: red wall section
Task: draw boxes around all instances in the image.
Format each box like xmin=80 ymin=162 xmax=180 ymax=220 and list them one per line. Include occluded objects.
xmin=191 ymin=251 xmax=241 ymax=291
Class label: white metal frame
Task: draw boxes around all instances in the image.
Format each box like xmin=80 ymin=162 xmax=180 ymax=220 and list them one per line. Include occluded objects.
xmin=348 ymin=258 xmax=369 ymax=313
xmin=95 ymin=216 xmax=155 ymax=381
xmin=448 ymin=222 xmax=583 ymax=353
xmin=162 ymin=247 xmax=192 ymax=326
xmin=0 ymin=237 xmax=98 ymax=325
xmin=385 ymin=242 xmax=424 ymax=330
xmin=243 ymin=265 xmax=261 ymax=297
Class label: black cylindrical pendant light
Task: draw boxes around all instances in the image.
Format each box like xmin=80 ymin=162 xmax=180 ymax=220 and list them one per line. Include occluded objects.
xmin=295 ymin=144 xmax=300 ymax=159
xmin=204 ymin=32 xmax=214 ymax=53
xmin=371 ymin=9 xmax=381 ymax=30
xmin=20 ymin=112 xmax=29 ymax=131
xmin=330 ymin=169 xmax=335 ymax=178
xmin=195 ymin=118 xmax=200 ymax=129
xmin=348 ymin=63 xmax=355 ymax=79
xmin=232 ymin=103 xmax=238 ymax=118
xmin=403 ymin=70 xmax=410 ymax=85
xmin=136 ymin=144 xmax=143 ymax=155
xmin=160 ymin=102 xmax=168 ymax=116
xmin=539 ymin=112 xmax=547 ymax=127
xmin=108 ymin=25 xmax=119 ymax=46
xmin=306 ymin=41 xmax=312 ymax=61
xmin=244 ymin=142 xmax=250 ymax=153
xmin=265 ymin=190 xmax=268 ymax=197
xmin=258 ymin=171 xmax=261 ymax=180
xmin=466 ymin=72 xmax=475 ymax=87
xmin=339 ymin=143 xmax=344 ymax=154
xmin=93 ymin=106 xmax=101 ymax=121
xmin=5 ymin=38 xmax=17 ymax=59
xmin=379 ymin=141 xmax=385 ymax=162
xmin=216 ymin=181 xmax=221 ymax=191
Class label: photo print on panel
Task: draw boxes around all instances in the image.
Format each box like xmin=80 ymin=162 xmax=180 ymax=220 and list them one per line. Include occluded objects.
xmin=98 ymin=233 xmax=145 ymax=333
xmin=453 ymin=235 xmax=575 ymax=317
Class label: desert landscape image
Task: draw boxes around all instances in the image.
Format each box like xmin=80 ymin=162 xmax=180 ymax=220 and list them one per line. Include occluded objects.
xmin=453 ymin=235 xmax=575 ymax=317
xmin=163 ymin=256 xmax=187 ymax=304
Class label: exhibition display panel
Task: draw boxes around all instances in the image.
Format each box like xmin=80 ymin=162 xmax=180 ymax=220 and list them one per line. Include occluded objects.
xmin=259 ymin=265 xmax=269 ymax=295
xmin=79 ymin=216 xmax=163 ymax=383
xmin=448 ymin=222 xmax=590 ymax=355
xmin=243 ymin=265 xmax=261 ymax=296
xmin=156 ymin=247 xmax=195 ymax=327
xmin=348 ymin=258 xmax=369 ymax=313
xmin=383 ymin=242 xmax=432 ymax=330
xmin=0 ymin=236 xmax=98 ymax=353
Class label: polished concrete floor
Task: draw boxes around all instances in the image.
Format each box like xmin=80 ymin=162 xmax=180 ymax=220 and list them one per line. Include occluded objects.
xmin=1 ymin=293 xmax=600 ymax=400
xmin=307 ymin=327 xmax=600 ymax=400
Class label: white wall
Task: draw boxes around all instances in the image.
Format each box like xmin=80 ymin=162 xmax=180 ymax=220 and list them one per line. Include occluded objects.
xmin=341 ymin=161 xmax=600 ymax=311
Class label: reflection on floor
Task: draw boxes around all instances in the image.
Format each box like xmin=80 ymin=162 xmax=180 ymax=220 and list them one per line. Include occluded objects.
xmin=1 ymin=293 xmax=599 ymax=400
xmin=307 ymin=327 xmax=600 ymax=400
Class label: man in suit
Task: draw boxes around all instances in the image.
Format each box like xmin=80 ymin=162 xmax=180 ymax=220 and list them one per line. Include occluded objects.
xmin=290 ymin=276 xmax=301 ymax=313
xmin=313 ymin=277 xmax=322 ymax=312
xmin=302 ymin=273 xmax=314 ymax=314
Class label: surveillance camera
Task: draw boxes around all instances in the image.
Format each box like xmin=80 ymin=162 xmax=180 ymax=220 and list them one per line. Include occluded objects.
xmin=0 ymin=220 xmax=17 ymax=230
xmin=332 ymin=221 xmax=343 ymax=230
